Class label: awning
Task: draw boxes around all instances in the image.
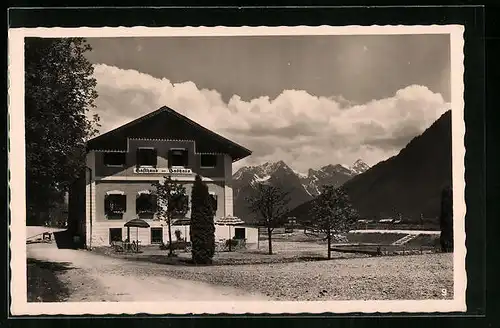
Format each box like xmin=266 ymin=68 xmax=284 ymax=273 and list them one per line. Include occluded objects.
xmin=171 ymin=217 xmax=191 ymax=226
xmin=124 ymin=219 xmax=150 ymax=228
xmin=215 ymin=216 xmax=245 ymax=226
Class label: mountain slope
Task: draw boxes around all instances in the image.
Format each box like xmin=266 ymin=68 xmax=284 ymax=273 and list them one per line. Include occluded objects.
xmin=300 ymin=164 xmax=357 ymax=196
xmin=288 ymin=110 xmax=452 ymax=222
xmin=232 ymin=159 xmax=370 ymax=222
xmin=233 ymin=161 xmax=312 ymax=222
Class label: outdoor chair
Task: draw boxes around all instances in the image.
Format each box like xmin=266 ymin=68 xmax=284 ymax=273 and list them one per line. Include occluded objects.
xmin=111 ymin=240 xmax=125 ymax=252
xmin=215 ymin=239 xmax=229 ymax=252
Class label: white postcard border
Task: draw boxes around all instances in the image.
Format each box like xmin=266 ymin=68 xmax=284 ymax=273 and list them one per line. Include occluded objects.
xmin=8 ymin=25 xmax=466 ymax=315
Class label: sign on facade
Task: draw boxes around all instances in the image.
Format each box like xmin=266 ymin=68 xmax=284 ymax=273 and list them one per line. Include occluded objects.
xmin=133 ymin=167 xmax=193 ymax=174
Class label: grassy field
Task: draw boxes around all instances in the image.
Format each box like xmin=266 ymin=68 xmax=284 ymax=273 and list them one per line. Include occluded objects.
xmin=95 ymin=229 xmax=441 ymax=265
xmin=344 ymin=232 xmax=406 ymax=244
xmin=94 ymin=240 xmax=367 ymax=266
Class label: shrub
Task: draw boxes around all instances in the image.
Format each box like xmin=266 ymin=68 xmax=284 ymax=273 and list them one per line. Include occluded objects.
xmin=160 ymin=241 xmax=190 ymax=250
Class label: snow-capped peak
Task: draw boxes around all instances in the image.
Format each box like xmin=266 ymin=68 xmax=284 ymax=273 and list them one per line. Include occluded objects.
xmin=351 ymin=159 xmax=370 ymax=174
xmin=233 ymin=160 xmax=295 ymax=184
xmin=233 ymin=159 xmax=371 ymax=201
xmin=340 ymin=164 xmax=351 ymax=170
xmin=292 ymin=169 xmax=308 ymax=179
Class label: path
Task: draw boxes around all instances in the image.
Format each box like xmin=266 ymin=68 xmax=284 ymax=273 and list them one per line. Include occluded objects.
xmin=27 ymin=242 xmax=268 ymax=302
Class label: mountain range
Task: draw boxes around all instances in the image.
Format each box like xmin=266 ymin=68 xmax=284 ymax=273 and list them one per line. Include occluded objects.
xmin=288 ymin=110 xmax=452 ymax=222
xmin=232 ymin=159 xmax=370 ymax=222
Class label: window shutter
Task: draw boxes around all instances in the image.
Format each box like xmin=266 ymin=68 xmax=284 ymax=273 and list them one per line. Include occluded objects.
xmin=118 ymin=195 xmax=127 ymax=212
xmin=183 ymin=150 xmax=189 ymax=166
xmin=104 ymin=196 xmax=111 ymax=213
xmin=152 ymin=149 xmax=158 ymax=167
xmin=151 ymin=194 xmax=158 ymax=212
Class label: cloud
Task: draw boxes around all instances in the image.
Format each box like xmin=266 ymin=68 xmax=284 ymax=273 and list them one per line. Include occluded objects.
xmin=90 ymin=64 xmax=450 ymax=173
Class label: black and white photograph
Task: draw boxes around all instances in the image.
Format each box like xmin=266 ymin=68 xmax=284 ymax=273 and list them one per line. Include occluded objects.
xmin=9 ymin=25 xmax=466 ymax=315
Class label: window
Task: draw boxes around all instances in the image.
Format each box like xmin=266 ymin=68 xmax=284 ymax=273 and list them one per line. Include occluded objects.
xmin=103 ymin=152 xmax=126 ymax=166
xmin=136 ymin=148 xmax=157 ymax=167
xmin=151 ymin=228 xmax=163 ymax=244
xmin=136 ymin=193 xmax=157 ymax=218
xmin=209 ymin=193 xmax=218 ymax=213
xmin=200 ymin=154 xmax=217 ymax=168
xmin=234 ymin=228 xmax=246 ymax=240
xmin=109 ymin=228 xmax=123 ymax=244
xmin=104 ymin=194 xmax=126 ymax=219
xmin=169 ymin=195 xmax=189 ymax=218
xmin=169 ymin=149 xmax=188 ymax=167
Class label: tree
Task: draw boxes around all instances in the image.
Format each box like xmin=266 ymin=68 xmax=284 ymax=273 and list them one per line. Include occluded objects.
xmin=25 ymin=37 xmax=100 ymax=225
xmin=439 ymin=186 xmax=453 ymax=252
xmin=152 ymin=176 xmax=189 ymax=257
xmin=310 ymin=185 xmax=358 ymax=259
xmin=246 ymin=183 xmax=290 ymax=255
xmin=190 ymin=175 xmax=216 ymax=264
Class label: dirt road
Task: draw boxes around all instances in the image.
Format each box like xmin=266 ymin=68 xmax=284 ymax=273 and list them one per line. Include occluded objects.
xmin=27 ymin=242 xmax=268 ymax=302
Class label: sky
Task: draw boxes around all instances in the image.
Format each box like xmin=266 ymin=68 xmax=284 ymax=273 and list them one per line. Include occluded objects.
xmin=85 ymin=34 xmax=451 ymax=174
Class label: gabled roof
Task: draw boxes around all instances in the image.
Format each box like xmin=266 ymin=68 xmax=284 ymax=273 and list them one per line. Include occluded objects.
xmin=87 ymin=106 xmax=252 ymax=162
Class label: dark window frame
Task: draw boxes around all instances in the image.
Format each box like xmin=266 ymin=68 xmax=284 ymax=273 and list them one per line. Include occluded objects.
xmin=151 ymin=227 xmax=163 ymax=244
xmin=136 ymin=147 xmax=158 ymax=167
xmin=105 ymin=194 xmax=127 ymax=219
xmin=136 ymin=193 xmax=158 ymax=215
xmin=169 ymin=194 xmax=189 ymax=219
xmin=109 ymin=228 xmax=123 ymax=244
xmin=168 ymin=148 xmax=189 ymax=167
xmin=234 ymin=227 xmax=246 ymax=240
xmin=103 ymin=152 xmax=127 ymax=167
xmin=200 ymin=154 xmax=217 ymax=168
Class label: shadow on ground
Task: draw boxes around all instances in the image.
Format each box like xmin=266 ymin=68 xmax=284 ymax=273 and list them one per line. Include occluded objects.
xmin=26 ymin=259 xmax=72 ymax=302
xmin=27 ymin=258 xmax=75 ymax=271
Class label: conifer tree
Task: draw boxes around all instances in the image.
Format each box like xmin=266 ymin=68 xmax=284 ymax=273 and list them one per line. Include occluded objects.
xmin=190 ymin=175 xmax=215 ymax=264
xmin=439 ymin=186 xmax=453 ymax=252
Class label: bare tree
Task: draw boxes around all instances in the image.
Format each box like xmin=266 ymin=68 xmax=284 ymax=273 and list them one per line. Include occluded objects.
xmin=310 ymin=185 xmax=358 ymax=259
xmin=152 ymin=176 xmax=189 ymax=257
xmin=246 ymin=183 xmax=290 ymax=255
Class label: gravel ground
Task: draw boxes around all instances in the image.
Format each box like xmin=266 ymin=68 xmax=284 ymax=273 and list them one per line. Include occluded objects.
xmin=153 ymin=253 xmax=454 ymax=301
xmin=28 ymin=241 xmax=453 ymax=302
xmin=27 ymin=242 xmax=268 ymax=302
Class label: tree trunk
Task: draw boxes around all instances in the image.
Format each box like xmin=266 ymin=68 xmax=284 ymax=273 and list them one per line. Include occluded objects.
xmin=327 ymin=227 xmax=331 ymax=260
xmin=167 ymin=217 xmax=174 ymax=256
xmin=267 ymin=227 xmax=273 ymax=255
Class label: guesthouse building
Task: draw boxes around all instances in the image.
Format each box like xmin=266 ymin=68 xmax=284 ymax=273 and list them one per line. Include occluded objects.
xmin=68 ymin=106 xmax=253 ymax=248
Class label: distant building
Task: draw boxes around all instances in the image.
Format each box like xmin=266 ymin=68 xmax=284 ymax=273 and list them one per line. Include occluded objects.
xmin=68 ymin=106 xmax=255 ymax=248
